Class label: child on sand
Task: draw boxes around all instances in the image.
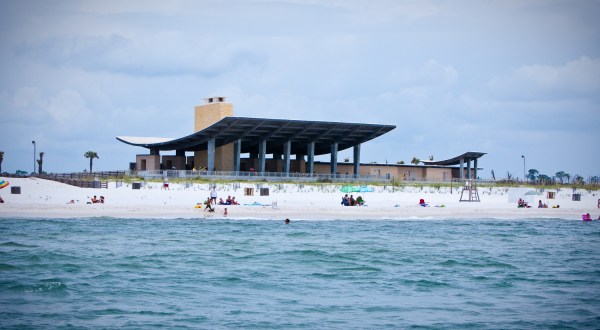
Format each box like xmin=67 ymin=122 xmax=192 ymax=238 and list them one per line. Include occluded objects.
xmin=204 ymin=197 xmax=214 ymax=212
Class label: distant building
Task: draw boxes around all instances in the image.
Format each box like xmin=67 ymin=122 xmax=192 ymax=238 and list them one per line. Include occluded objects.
xmin=117 ymin=97 xmax=484 ymax=181
xmin=117 ymin=97 xmax=395 ymax=177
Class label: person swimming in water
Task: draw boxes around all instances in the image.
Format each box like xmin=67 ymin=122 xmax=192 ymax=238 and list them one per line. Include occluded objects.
xmin=284 ymin=218 xmax=290 ymax=224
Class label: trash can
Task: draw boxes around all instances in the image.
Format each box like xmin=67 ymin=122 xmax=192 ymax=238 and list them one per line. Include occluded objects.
xmin=132 ymin=182 xmax=141 ymax=190
xmin=260 ymin=188 xmax=269 ymax=196
xmin=11 ymin=186 xmax=21 ymax=194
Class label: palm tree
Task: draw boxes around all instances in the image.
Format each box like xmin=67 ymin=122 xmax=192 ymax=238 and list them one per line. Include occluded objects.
xmin=0 ymin=151 xmax=4 ymax=174
xmin=84 ymin=151 xmax=99 ymax=173
xmin=555 ymin=171 xmax=566 ymax=184
xmin=411 ymin=157 xmax=420 ymax=165
xmin=527 ymin=169 xmax=539 ymax=182
xmin=37 ymin=152 xmax=44 ymax=175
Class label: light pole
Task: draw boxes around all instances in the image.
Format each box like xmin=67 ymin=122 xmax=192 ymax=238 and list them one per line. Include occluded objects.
xmin=32 ymin=140 xmax=36 ymax=175
xmin=521 ymin=155 xmax=526 ymax=183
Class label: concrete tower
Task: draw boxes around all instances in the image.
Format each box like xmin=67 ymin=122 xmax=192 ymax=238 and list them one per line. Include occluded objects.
xmin=194 ymin=97 xmax=234 ymax=171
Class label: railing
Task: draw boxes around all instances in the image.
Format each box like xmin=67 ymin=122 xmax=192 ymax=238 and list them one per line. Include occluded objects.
xmin=41 ymin=176 xmax=107 ymax=189
xmin=42 ymin=171 xmax=126 ymax=180
xmin=131 ymin=170 xmax=393 ymax=183
xmin=7 ymin=170 xmax=597 ymax=188
xmin=39 ymin=172 xmax=124 ymax=189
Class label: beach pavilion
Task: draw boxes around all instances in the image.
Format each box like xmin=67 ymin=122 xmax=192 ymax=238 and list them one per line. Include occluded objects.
xmin=117 ymin=97 xmax=396 ymax=177
xmin=420 ymin=152 xmax=486 ymax=180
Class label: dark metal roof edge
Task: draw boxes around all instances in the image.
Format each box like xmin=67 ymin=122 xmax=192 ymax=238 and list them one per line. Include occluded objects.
xmin=116 ymin=116 xmax=396 ymax=150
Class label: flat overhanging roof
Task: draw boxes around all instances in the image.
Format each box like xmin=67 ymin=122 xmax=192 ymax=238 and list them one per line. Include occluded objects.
xmin=117 ymin=116 xmax=396 ymax=155
xmin=420 ymin=152 xmax=486 ymax=166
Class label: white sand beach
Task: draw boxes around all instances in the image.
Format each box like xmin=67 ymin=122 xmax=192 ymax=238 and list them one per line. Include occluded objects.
xmin=0 ymin=177 xmax=598 ymax=220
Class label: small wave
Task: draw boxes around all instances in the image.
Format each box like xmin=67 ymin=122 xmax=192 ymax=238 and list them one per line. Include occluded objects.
xmin=310 ymin=272 xmax=337 ymax=278
xmin=401 ymin=279 xmax=450 ymax=288
xmin=10 ymin=279 xmax=68 ymax=294
xmin=0 ymin=241 xmax=38 ymax=248
xmin=285 ymin=231 xmax=312 ymax=237
xmin=92 ymin=308 xmax=128 ymax=315
xmin=335 ymin=266 xmax=381 ymax=272
xmin=438 ymin=259 xmax=517 ymax=269
xmin=0 ymin=263 xmax=19 ymax=271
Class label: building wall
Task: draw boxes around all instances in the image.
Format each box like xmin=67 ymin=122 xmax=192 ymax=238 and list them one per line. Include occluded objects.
xmin=194 ymin=97 xmax=234 ymax=170
xmin=161 ymin=155 xmax=186 ymax=170
xmin=313 ymin=162 xmax=472 ymax=181
xmin=423 ymin=167 xmax=452 ymax=181
xmin=136 ymin=155 xmax=160 ymax=171
xmin=194 ymin=98 xmax=233 ymax=131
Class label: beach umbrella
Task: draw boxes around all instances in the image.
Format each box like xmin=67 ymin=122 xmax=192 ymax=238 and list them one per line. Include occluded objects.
xmin=0 ymin=180 xmax=8 ymax=189
xmin=524 ymin=190 xmax=541 ymax=195
xmin=340 ymin=186 xmax=358 ymax=193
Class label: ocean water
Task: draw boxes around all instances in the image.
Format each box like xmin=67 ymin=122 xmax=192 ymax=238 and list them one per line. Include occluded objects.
xmin=0 ymin=218 xmax=599 ymax=329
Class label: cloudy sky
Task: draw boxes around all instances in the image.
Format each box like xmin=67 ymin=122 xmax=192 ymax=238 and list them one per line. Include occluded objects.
xmin=1 ymin=0 xmax=598 ymax=179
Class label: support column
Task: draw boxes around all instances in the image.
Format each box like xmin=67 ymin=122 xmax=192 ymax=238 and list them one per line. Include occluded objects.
xmin=474 ymin=158 xmax=478 ymax=180
xmin=233 ymin=139 xmax=241 ymax=174
xmin=353 ymin=144 xmax=361 ymax=178
xmin=467 ymin=159 xmax=472 ymax=180
xmin=330 ymin=142 xmax=338 ymax=176
xmin=207 ymin=138 xmax=215 ymax=173
xmin=459 ymin=158 xmax=464 ymax=181
xmin=283 ymin=140 xmax=291 ymax=176
xmin=307 ymin=142 xmax=315 ymax=176
xmin=258 ymin=139 xmax=266 ymax=174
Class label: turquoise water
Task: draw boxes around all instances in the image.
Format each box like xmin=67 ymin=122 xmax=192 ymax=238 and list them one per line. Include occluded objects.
xmin=1 ymin=218 xmax=599 ymax=329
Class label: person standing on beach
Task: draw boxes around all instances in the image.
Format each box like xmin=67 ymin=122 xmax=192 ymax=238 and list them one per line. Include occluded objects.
xmin=210 ymin=186 xmax=217 ymax=205
xmin=163 ymin=177 xmax=169 ymax=190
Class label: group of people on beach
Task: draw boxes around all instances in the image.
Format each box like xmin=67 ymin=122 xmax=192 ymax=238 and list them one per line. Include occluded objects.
xmin=341 ymin=194 xmax=364 ymax=206
xmin=197 ymin=186 xmax=231 ymax=217
xmin=217 ymin=196 xmax=239 ymax=205
xmin=518 ymin=198 xmax=559 ymax=209
xmin=89 ymin=195 xmax=104 ymax=204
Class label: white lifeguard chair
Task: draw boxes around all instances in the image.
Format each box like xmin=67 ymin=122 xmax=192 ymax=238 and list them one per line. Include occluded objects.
xmin=460 ymin=180 xmax=480 ymax=202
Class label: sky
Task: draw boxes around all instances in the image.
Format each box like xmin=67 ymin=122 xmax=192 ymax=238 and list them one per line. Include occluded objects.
xmin=1 ymin=0 xmax=599 ymax=180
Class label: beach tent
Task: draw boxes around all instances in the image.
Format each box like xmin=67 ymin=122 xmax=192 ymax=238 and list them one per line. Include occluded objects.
xmin=507 ymin=187 xmax=538 ymax=204
xmin=524 ymin=190 xmax=542 ymax=205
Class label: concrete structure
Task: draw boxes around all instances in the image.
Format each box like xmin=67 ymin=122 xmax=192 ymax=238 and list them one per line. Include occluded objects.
xmin=194 ymin=97 xmax=234 ymax=171
xmin=315 ymin=162 xmax=479 ymax=181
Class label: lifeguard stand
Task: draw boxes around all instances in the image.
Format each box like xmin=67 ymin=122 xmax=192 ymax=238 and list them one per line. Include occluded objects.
xmin=460 ymin=179 xmax=480 ymax=202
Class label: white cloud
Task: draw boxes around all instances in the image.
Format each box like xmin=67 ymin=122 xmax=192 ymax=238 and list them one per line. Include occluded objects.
xmin=79 ymin=0 xmax=187 ymax=15
xmin=47 ymin=89 xmax=89 ymax=126
xmin=13 ymin=87 xmax=45 ymax=108
xmin=1 ymin=0 xmax=599 ymax=177
xmin=20 ymin=32 xmax=266 ymax=78
xmin=488 ymin=56 xmax=600 ymax=100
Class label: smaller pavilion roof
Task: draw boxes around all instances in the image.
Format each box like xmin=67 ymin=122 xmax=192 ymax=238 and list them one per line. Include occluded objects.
xmin=420 ymin=152 xmax=486 ymax=166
